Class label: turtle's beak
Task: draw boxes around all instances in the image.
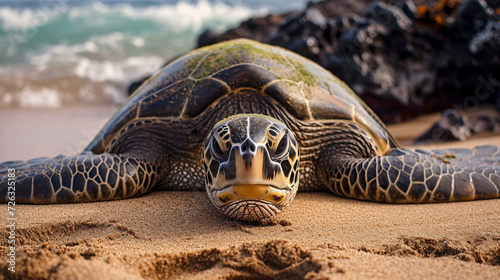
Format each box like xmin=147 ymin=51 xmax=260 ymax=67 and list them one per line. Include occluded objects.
xmin=215 ymin=184 xmax=287 ymax=205
xmin=214 ymin=141 xmax=288 ymax=205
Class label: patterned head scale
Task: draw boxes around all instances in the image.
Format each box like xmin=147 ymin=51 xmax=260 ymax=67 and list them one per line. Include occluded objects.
xmin=203 ymin=114 xmax=300 ymax=221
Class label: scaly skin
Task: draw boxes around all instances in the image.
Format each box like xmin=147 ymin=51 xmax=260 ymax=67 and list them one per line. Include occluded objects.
xmin=319 ymin=145 xmax=500 ymax=203
xmin=0 ymin=153 xmax=159 ymax=203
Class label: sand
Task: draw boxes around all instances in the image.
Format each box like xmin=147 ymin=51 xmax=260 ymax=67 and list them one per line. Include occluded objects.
xmin=1 ymin=106 xmax=500 ymax=280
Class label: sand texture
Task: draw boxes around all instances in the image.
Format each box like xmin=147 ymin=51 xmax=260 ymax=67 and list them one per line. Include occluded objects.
xmin=1 ymin=107 xmax=500 ymax=280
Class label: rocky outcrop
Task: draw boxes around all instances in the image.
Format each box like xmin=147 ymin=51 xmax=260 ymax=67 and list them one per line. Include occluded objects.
xmin=196 ymin=0 xmax=500 ymax=124
xmin=197 ymin=13 xmax=290 ymax=47
xmin=415 ymin=107 xmax=500 ymax=143
xmin=197 ymin=0 xmax=377 ymax=48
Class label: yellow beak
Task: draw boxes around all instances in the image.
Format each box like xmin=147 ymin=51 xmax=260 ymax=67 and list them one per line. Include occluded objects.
xmin=216 ymin=184 xmax=287 ymax=205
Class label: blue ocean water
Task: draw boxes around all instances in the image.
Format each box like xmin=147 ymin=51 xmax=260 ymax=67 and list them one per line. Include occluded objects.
xmin=0 ymin=0 xmax=316 ymax=108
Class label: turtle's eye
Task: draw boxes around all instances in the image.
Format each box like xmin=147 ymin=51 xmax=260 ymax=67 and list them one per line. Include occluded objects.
xmin=211 ymin=125 xmax=232 ymax=157
xmin=212 ymin=138 xmax=225 ymax=157
xmin=275 ymin=133 xmax=288 ymax=156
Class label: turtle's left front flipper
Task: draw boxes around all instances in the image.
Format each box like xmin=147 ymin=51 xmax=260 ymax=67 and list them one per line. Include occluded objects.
xmin=0 ymin=153 xmax=159 ymax=204
xmin=319 ymin=145 xmax=500 ymax=203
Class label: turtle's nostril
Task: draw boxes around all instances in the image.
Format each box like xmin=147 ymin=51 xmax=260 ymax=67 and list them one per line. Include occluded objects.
xmin=240 ymin=140 xmax=256 ymax=154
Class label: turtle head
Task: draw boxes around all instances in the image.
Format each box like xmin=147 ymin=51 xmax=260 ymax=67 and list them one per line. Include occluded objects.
xmin=203 ymin=114 xmax=300 ymax=222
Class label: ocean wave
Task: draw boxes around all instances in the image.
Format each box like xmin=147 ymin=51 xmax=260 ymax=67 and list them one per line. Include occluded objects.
xmin=73 ymin=53 xmax=165 ymax=82
xmin=0 ymin=3 xmax=67 ymax=31
xmin=0 ymin=0 xmax=259 ymax=34
xmin=0 ymin=0 xmax=307 ymax=108
xmin=67 ymin=0 xmax=260 ymax=33
xmin=10 ymin=87 xmax=61 ymax=108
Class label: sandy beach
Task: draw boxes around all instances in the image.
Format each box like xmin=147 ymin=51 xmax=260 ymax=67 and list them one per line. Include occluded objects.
xmin=1 ymin=106 xmax=500 ymax=279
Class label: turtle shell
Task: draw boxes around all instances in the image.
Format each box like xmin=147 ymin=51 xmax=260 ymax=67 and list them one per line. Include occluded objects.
xmin=86 ymin=39 xmax=397 ymax=154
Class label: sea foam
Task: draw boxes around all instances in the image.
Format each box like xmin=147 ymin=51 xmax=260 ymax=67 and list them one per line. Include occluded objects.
xmin=0 ymin=0 xmax=264 ymax=108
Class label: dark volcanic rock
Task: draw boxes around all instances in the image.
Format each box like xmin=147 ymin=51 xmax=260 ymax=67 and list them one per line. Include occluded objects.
xmin=267 ymin=0 xmax=500 ymax=123
xmin=306 ymin=0 xmax=382 ymax=18
xmin=416 ymin=107 xmax=500 ymax=143
xmin=416 ymin=109 xmax=473 ymax=143
xmin=195 ymin=0 xmax=500 ymax=124
xmin=198 ymin=0 xmax=377 ymax=47
xmin=321 ymin=1 xmax=435 ymax=122
xmin=197 ymin=13 xmax=290 ymax=47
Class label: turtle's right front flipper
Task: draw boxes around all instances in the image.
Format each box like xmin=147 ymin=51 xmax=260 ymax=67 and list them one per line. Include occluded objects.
xmin=319 ymin=145 xmax=500 ymax=203
xmin=0 ymin=153 xmax=159 ymax=204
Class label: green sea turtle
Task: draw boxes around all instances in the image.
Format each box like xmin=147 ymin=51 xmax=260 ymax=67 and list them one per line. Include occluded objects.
xmin=1 ymin=39 xmax=499 ymax=222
